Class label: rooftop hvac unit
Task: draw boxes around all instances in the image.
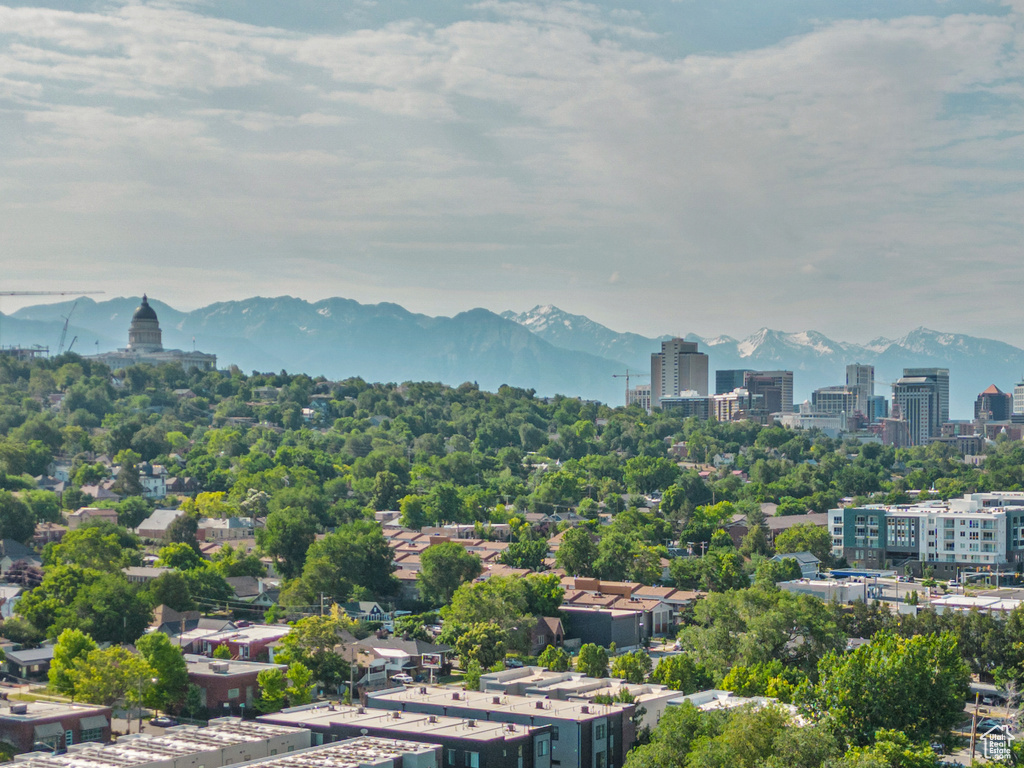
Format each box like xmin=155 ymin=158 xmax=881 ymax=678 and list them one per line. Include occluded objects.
xmin=451 ymin=692 xmax=461 ymax=700
xmin=467 ymin=720 xmax=476 ymax=728
xmin=357 ymin=707 xmax=365 ymax=714
xmin=9 ymin=704 xmax=27 ymax=715
xmin=210 ymin=661 xmax=230 ymax=674
xmin=391 ymin=711 xmax=402 ymax=719
xmin=428 ymin=716 xmax=438 ymax=724
xmin=492 ymin=696 xmax=501 ymax=705
xmin=580 ymin=705 xmax=590 ymax=714
xmin=535 ymin=701 xmax=545 ymax=710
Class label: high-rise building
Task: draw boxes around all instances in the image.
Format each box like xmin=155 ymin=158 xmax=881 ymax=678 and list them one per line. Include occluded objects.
xmin=651 ymin=338 xmax=708 ymax=409
xmin=626 ymin=384 xmax=651 ymax=412
xmin=1013 ymin=379 xmax=1024 ymax=416
xmin=659 ymin=391 xmax=712 ymax=420
xmin=846 ymin=363 xmax=874 ymax=415
xmin=903 ymin=367 xmax=949 ymax=425
xmin=893 ymin=372 xmax=945 ymax=446
xmin=867 ymin=395 xmax=889 ymax=423
xmin=743 ymin=370 xmax=793 ymax=413
xmin=715 ymin=369 xmax=752 ymax=395
xmin=975 ymin=384 xmax=1012 ymax=421
xmin=812 ymin=386 xmax=858 ymax=415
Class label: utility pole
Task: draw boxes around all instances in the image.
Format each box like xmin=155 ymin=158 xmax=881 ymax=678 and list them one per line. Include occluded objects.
xmin=320 ymin=593 xmax=325 ymax=616
xmin=969 ymin=691 xmax=981 ymax=765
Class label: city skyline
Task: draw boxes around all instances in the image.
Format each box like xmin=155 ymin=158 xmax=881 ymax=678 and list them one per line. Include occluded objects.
xmin=1 ymin=1 xmax=1023 ymax=345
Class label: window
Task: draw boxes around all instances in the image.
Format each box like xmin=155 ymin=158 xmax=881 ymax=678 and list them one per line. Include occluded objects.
xmin=447 ymin=749 xmax=457 ymax=766
xmin=595 ymin=724 xmax=606 ymax=740
xmin=80 ymin=728 xmax=103 ymax=743
xmin=596 ymin=752 xmax=607 ymax=768
xmin=65 ymin=730 xmax=73 ymax=746
xmin=537 ymin=741 xmax=549 ymax=757
xmin=465 ymin=751 xmax=480 ymax=768
xmin=228 ymin=688 xmax=240 ymax=699
xmin=552 ymin=726 xmax=560 ymax=741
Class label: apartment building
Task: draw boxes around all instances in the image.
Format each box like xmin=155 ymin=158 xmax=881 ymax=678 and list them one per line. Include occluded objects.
xmin=834 ymin=492 xmax=1024 ymax=578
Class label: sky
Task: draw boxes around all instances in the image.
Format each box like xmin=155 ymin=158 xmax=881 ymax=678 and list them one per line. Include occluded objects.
xmin=1 ymin=0 xmax=1023 ymax=344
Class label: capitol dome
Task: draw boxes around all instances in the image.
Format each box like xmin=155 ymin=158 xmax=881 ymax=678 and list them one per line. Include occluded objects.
xmin=127 ymin=294 xmax=163 ymax=352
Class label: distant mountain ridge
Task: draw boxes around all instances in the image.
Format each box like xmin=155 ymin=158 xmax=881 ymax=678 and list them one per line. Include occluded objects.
xmin=6 ymin=297 xmax=1024 ymax=418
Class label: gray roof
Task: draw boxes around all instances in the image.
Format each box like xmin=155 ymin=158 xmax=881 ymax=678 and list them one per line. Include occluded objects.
xmin=7 ymin=646 xmax=56 ymax=665
xmin=137 ymin=508 xmax=184 ymax=533
xmin=773 ymin=552 xmax=821 ymax=565
xmin=0 ymin=540 xmax=35 ymax=559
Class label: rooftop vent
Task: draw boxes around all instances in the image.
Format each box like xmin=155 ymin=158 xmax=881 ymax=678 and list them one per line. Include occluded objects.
xmin=452 ymin=692 xmax=461 ymax=700
xmin=210 ymin=661 xmax=230 ymax=674
xmin=357 ymin=707 xmax=365 ymax=714
xmin=419 ymin=687 xmax=428 ymax=695
xmin=428 ymin=716 xmax=438 ymax=724
xmin=391 ymin=711 xmax=402 ymax=719
xmin=492 ymin=696 xmax=501 ymax=705
xmin=467 ymin=719 xmax=476 ymax=728
xmin=581 ymin=705 xmax=590 ymax=714
xmin=535 ymin=701 xmax=545 ymax=710
xmin=10 ymin=704 xmax=27 ymax=715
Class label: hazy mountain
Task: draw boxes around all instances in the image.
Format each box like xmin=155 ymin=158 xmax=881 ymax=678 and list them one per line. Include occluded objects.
xmin=8 ymin=297 xmax=1024 ymax=417
xmin=502 ymin=306 xmax=1024 ymax=418
xmin=8 ymin=296 xmax=627 ymax=403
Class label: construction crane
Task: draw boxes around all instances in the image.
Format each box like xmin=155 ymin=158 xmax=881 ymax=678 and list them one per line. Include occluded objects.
xmin=613 ymin=369 xmax=651 ymax=406
xmin=57 ymin=301 xmax=78 ymax=355
xmin=0 ymin=290 xmax=104 ymax=352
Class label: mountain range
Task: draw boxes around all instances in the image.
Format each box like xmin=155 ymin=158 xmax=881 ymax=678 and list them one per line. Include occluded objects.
xmin=5 ymin=297 xmax=1024 ymax=419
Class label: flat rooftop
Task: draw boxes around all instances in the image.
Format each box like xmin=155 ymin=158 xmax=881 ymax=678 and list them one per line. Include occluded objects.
xmin=13 ymin=719 xmax=308 ymax=768
xmin=261 ymin=704 xmax=544 ymax=743
xmin=185 ymin=654 xmax=286 ymax=676
xmin=223 ymin=738 xmax=437 ymax=768
xmin=0 ymin=701 xmax=107 ymax=722
xmin=368 ymin=685 xmax=630 ymax=721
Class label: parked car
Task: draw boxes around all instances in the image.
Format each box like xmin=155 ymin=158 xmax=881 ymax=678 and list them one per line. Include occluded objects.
xmin=978 ymin=718 xmax=1006 ymax=731
xmin=948 ymin=580 xmax=960 ymax=587
xmin=391 ymin=673 xmax=414 ymax=684
xmin=149 ymin=716 xmax=178 ymax=728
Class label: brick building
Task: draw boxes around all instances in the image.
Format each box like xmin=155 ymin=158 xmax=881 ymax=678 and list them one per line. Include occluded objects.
xmin=0 ymin=700 xmax=111 ymax=754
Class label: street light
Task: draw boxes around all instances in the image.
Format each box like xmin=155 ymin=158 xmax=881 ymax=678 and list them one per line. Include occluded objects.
xmin=137 ymin=677 xmax=157 ymax=733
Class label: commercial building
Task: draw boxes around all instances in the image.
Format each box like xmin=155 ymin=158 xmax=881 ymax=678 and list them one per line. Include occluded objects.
xmin=625 ymin=384 xmax=650 ymax=412
xmin=650 ymin=339 xmax=708 ymax=409
xmin=778 ymin=578 xmax=867 ymax=603
xmin=366 ymin=685 xmax=634 ymax=768
xmin=866 ymin=395 xmax=889 ymax=423
xmin=185 ymin=656 xmax=287 ymax=717
xmin=975 ymin=385 xmax=1012 ymax=421
xmin=199 ymin=738 xmax=438 ymax=768
xmin=834 ymin=492 xmax=1024 ymax=578
xmin=811 ymin=387 xmax=857 ymax=418
xmin=892 ymin=371 xmax=946 ymax=446
xmin=11 ymin=719 xmax=308 ymax=768
xmin=715 ymin=370 xmax=752 ymax=395
xmin=0 ymin=700 xmax=111 ymax=754
xmin=846 ymin=363 xmax=874 ymax=416
xmin=259 ymin=703 xmax=552 ymax=768
xmin=1014 ymin=380 xmax=1024 ymax=416
xmin=196 ymin=625 xmax=292 ymax=661
xmin=478 ymin=668 xmax=678 ymax=732
xmin=903 ymin=367 xmax=949 ymax=425
xmin=657 ymin=393 xmax=711 ymax=420
xmin=711 ymin=388 xmax=762 ymax=423
xmin=744 ymin=370 xmax=793 ymax=413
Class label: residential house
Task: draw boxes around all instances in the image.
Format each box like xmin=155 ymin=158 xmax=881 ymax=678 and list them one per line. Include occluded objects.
xmin=530 ymin=617 xmax=565 ymax=655
xmin=199 ymin=624 xmax=292 ymax=661
xmin=771 ymin=552 xmax=821 ymax=579
xmin=226 ymin=577 xmax=280 ymax=609
xmin=198 ymin=517 xmax=256 ymax=542
xmin=66 ymin=507 xmax=119 ymax=530
xmin=341 ymin=602 xmax=391 ymax=623
xmin=0 ymin=540 xmax=41 ymax=577
xmin=0 ymin=585 xmax=23 ymax=619
xmin=122 ymin=566 xmax=171 ymax=584
xmin=136 ymin=508 xmax=185 ymax=539
xmin=5 ymin=645 xmax=56 ymax=680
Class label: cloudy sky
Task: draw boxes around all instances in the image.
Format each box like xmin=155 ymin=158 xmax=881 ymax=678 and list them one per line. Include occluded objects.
xmin=1 ymin=0 xmax=1022 ymax=343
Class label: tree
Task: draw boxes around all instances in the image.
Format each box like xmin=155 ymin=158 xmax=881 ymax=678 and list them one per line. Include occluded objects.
xmin=837 ymin=730 xmax=943 ymax=768
xmin=183 ymin=684 xmax=205 ymax=719
xmin=611 ymin=649 xmax=652 ymax=683
xmin=286 ymin=661 xmax=315 ymax=706
xmin=418 ymin=542 xmax=483 ymax=607
xmin=49 ymin=628 xmax=98 ymax=698
xmin=300 ymin=520 xmax=398 ymax=603
xmin=650 ymin=653 xmax=707 ymax=693
xmin=0 ymin=491 xmax=37 ymax=544
xmin=754 ymin=557 xmax=802 ymax=586
xmin=811 ymin=631 xmax=969 ymax=746
xmin=213 ymin=645 xmax=232 ymax=660
xmin=257 ymin=507 xmax=317 ymax=578
xmin=624 ymin=456 xmax=679 ymax=495
xmin=455 ymin=622 xmax=508 ymax=668
xmin=255 ymin=667 xmax=287 ymax=714
xmin=165 ymin=512 xmax=200 ymax=549
xmin=555 ymin=527 xmax=599 ymax=577
xmin=577 ymin=643 xmax=609 ymax=678
xmin=156 ymin=542 xmax=204 ymax=570
xmin=71 ymin=646 xmax=156 ymax=708
xmin=111 ymin=449 xmax=144 ymax=497
xmin=136 ymin=632 xmax=188 ymax=714
xmin=538 ymin=645 xmax=571 ymax=672
xmin=499 ymin=539 xmax=548 ymax=571
xmin=44 ymin=524 xmax=140 ymax=571
xmin=211 ymin=544 xmax=266 ymax=578
xmin=273 ymin=615 xmax=351 ymax=692
xmin=463 ymin=659 xmax=483 ymax=691
xmin=399 ymin=494 xmax=427 ymax=529
xmin=773 ymin=523 xmax=832 ymax=563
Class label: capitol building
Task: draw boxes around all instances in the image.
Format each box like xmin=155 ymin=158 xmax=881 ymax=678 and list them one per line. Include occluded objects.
xmin=89 ymin=295 xmax=217 ymax=372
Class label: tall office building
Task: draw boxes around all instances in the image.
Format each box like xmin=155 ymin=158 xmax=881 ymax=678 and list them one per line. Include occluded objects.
xmin=715 ymin=369 xmax=752 ymax=395
xmin=812 ymin=386 xmax=858 ymax=415
xmin=893 ymin=371 xmax=945 ymax=446
xmin=742 ymin=370 xmax=793 ymax=413
xmin=975 ymin=385 xmax=1012 ymax=421
xmin=867 ymin=395 xmax=889 ymax=423
xmin=903 ymin=367 xmax=949 ymax=425
xmin=651 ymin=338 xmax=708 ymax=409
xmin=1014 ymin=379 xmax=1024 ymax=416
xmin=846 ymin=363 xmax=874 ymax=416
xmin=744 ymin=374 xmax=783 ymax=415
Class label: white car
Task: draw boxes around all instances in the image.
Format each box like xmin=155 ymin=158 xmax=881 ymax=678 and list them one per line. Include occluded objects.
xmin=392 ymin=673 xmax=414 ymax=684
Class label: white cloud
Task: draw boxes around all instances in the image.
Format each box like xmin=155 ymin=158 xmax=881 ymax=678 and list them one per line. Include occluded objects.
xmin=0 ymin=1 xmax=1022 ymax=340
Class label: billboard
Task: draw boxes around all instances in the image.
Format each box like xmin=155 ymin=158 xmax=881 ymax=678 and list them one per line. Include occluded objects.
xmin=422 ymin=652 xmax=443 ymax=669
